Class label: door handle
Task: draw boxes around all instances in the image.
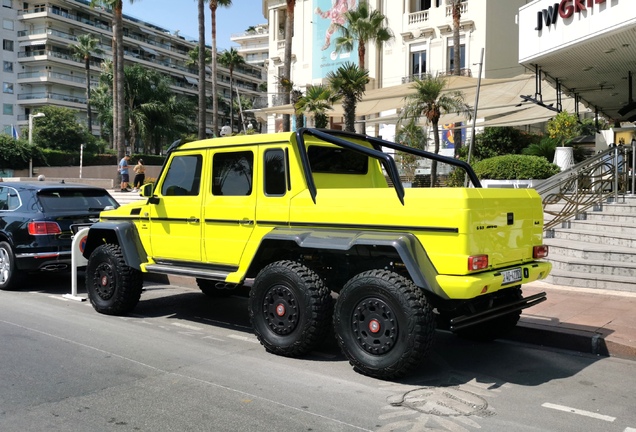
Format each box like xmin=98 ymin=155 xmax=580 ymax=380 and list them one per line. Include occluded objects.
xmin=187 ymin=217 xmax=200 ymax=223
xmin=239 ymin=219 xmax=254 ymax=226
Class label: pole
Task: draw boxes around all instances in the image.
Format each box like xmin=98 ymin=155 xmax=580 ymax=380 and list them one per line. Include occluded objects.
xmin=79 ymin=144 xmax=84 ymax=179
xmin=465 ymin=48 xmax=484 ymax=186
xmin=28 ymin=115 xmax=33 ymax=178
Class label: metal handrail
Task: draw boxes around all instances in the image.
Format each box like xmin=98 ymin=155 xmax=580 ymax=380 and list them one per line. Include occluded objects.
xmin=536 ymin=143 xmax=635 ymax=232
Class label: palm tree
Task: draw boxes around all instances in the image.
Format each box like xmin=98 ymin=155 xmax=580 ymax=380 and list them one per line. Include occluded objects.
xmin=334 ymin=0 xmax=394 ymax=71
xmin=70 ymin=34 xmax=102 ymax=132
xmin=395 ymin=119 xmax=427 ymax=182
xmin=186 ymin=44 xmax=212 ymax=139
xmin=295 ymin=85 xmax=340 ymax=128
xmin=281 ymin=0 xmax=296 ymax=132
xmin=210 ymin=0 xmax=233 ymax=136
xmin=218 ymin=48 xmax=245 ymax=132
xmin=327 ymin=62 xmax=369 ymax=133
xmin=447 ymin=0 xmax=462 ymax=76
xmin=401 ymin=74 xmax=471 ymax=187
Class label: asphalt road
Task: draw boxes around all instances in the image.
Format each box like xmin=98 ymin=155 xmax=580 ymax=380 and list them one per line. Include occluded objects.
xmin=1 ymin=274 xmax=635 ymax=432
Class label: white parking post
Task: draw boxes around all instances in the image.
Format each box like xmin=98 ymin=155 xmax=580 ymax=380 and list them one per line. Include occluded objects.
xmin=63 ymin=227 xmax=90 ymax=302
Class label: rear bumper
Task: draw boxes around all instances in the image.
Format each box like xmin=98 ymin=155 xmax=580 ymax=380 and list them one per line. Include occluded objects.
xmin=436 ymin=261 xmax=552 ymax=300
xmin=15 ymin=251 xmax=72 ymax=272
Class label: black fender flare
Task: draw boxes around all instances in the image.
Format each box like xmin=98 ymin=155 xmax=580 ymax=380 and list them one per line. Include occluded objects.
xmin=253 ymin=228 xmax=447 ymax=299
xmin=82 ymin=221 xmax=148 ymax=270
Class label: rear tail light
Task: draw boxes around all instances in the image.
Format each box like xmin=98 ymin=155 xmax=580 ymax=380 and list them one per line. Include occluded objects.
xmin=533 ymin=245 xmax=549 ymax=259
xmin=468 ymin=255 xmax=488 ymax=271
xmin=28 ymin=221 xmax=62 ymax=235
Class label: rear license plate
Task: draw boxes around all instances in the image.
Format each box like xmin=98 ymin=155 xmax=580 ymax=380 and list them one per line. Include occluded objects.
xmin=501 ymin=268 xmax=522 ymax=285
xmin=70 ymin=223 xmax=93 ymax=234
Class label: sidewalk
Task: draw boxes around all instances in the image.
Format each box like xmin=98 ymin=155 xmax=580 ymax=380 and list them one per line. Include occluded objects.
xmin=510 ymin=280 xmax=636 ymax=360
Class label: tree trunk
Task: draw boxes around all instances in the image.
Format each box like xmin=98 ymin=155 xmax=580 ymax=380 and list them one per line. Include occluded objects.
xmin=85 ymin=57 xmax=92 ymax=132
xmin=282 ymin=1 xmax=295 ymax=132
xmin=431 ymin=121 xmax=440 ymax=187
xmin=229 ymin=70 xmax=234 ymax=132
xmin=211 ymin=2 xmax=219 ymax=136
xmin=198 ymin=0 xmax=206 ymax=140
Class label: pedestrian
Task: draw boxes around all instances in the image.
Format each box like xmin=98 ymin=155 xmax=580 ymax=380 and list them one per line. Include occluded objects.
xmin=118 ymin=154 xmax=131 ymax=192
xmin=132 ymin=158 xmax=145 ymax=192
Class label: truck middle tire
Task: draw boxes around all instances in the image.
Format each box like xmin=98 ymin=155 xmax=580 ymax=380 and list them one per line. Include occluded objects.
xmin=86 ymin=244 xmax=143 ymax=315
xmin=249 ymin=260 xmax=333 ymax=357
xmin=334 ymin=270 xmax=436 ymax=380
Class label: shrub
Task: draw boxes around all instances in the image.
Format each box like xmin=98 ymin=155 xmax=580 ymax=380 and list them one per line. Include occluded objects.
xmin=472 ymin=154 xmax=561 ymax=180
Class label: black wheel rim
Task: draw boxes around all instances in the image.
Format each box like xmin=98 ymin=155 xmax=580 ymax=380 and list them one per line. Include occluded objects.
xmin=93 ymin=262 xmax=116 ymax=300
xmin=351 ymin=297 xmax=398 ymax=355
xmin=262 ymin=284 xmax=299 ymax=336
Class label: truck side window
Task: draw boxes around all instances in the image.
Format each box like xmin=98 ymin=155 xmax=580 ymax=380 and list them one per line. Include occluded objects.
xmin=212 ymin=151 xmax=253 ymax=196
xmin=264 ymin=148 xmax=286 ymax=196
xmin=161 ymin=154 xmax=202 ymax=196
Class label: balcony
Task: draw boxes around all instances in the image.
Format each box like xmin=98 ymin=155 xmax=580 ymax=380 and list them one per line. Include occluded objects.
xmin=17 ymin=92 xmax=87 ymax=105
xmin=408 ymin=10 xmax=429 ymax=25
xmin=446 ymin=1 xmax=468 ymax=17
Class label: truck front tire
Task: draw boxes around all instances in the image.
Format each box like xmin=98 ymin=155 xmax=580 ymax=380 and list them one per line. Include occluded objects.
xmin=86 ymin=244 xmax=143 ymax=315
xmin=334 ymin=270 xmax=435 ymax=379
xmin=249 ymin=260 xmax=333 ymax=357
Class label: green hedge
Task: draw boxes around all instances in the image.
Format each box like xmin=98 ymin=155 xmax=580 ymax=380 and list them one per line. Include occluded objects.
xmin=472 ymin=154 xmax=561 ymax=180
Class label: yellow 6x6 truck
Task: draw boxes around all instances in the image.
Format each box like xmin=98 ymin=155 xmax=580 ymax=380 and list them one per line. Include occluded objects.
xmin=82 ymin=128 xmax=551 ymax=379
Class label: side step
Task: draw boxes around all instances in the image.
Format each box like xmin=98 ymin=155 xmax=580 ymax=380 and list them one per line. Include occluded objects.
xmin=145 ymin=263 xmax=231 ymax=281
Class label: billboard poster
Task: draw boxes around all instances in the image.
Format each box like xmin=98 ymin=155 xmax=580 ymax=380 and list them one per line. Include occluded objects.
xmin=442 ymin=123 xmax=465 ymax=149
xmin=312 ymin=0 xmax=358 ymax=80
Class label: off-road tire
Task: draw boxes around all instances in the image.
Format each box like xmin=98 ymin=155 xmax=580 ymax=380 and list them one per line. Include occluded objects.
xmin=249 ymin=260 xmax=333 ymax=357
xmin=334 ymin=270 xmax=436 ymax=380
xmin=86 ymin=244 xmax=143 ymax=315
xmin=196 ymin=278 xmax=234 ymax=297
xmin=455 ymin=287 xmax=523 ymax=342
xmin=0 ymin=241 xmax=24 ymax=291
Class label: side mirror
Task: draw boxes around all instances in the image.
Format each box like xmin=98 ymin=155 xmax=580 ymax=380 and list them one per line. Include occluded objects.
xmin=141 ymin=183 xmax=154 ymax=197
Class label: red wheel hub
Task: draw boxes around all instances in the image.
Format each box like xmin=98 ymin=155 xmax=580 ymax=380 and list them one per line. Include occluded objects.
xmin=101 ymin=275 xmax=108 ymax=286
xmin=276 ymin=303 xmax=286 ymax=317
xmin=368 ymin=319 xmax=381 ymax=333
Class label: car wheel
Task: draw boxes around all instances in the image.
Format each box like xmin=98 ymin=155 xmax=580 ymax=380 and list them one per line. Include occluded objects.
xmin=0 ymin=241 xmax=24 ymax=291
xmin=249 ymin=260 xmax=333 ymax=357
xmin=455 ymin=287 xmax=523 ymax=342
xmin=196 ymin=278 xmax=235 ymax=297
xmin=334 ymin=270 xmax=436 ymax=379
xmin=86 ymin=244 xmax=143 ymax=315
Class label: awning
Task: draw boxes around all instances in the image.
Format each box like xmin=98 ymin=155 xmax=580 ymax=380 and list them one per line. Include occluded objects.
xmin=141 ymin=46 xmax=158 ymax=56
xmin=252 ymin=74 xmax=585 ymax=128
xmin=19 ymin=39 xmax=46 ymax=46
xmin=184 ymin=76 xmax=198 ymax=86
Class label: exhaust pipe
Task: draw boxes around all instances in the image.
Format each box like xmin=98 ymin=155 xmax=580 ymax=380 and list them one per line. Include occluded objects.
xmin=42 ymin=264 xmax=69 ymax=271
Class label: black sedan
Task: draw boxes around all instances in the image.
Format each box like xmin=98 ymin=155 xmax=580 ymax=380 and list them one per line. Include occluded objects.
xmin=0 ymin=181 xmax=119 ymax=290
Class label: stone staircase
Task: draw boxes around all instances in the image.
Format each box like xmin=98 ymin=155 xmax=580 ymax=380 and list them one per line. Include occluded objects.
xmin=543 ymin=195 xmax=636 ymax=292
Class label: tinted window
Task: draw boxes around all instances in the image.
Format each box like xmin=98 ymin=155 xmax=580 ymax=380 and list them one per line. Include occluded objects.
xmin=264 ymin=149 xmax=286 ymax=196
xmin=37 ymin=189 xmax=118 ymax=212
xmin=213 ymin=151 xmax=253 ymax=196
xmin=308 ymin=146 xmax=368 ymax=174
xmin=161 ymin=154 xmax=202 ymax=196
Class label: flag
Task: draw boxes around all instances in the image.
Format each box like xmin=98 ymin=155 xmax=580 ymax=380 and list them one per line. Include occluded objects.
xmin=11 ymin=125 xmax=19 ymax=140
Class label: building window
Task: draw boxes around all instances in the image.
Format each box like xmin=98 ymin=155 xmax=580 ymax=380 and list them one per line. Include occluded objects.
xmin=33 ymin=3 xmax=45 ymax=13
xmin=2 ymin=61 xmax=12 ymax=72
xmin=3 ymin=104 xmax=13 ymax=115
xmin=2 ymin=0 xmax=12 ymax=8
xmin=3 ymin=39 xmax=14 ymax=51
xmin=410 ymin=44 xmax=427 ymax=80
xmin=2 ymin=19 xmax=13 ymax=30
xmin=448 ymin=43 xmax=466 ymax=74
xmin=418 ymin=0 xmax=431 ymax=11
xmin=2 ymin=83 xmax=13 ymax=94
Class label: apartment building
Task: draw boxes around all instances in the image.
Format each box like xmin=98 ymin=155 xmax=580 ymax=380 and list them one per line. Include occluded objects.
xmin=261 ymin=0 xmax=528 ymax=133
xmin=230 ymin=23 xmax=269 ymax=68
xmin=1 ymin=0 xmax=264 ymax=138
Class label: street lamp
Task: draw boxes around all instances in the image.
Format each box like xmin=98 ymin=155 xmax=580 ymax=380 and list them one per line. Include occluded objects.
xmin=28 ymin=112 xmax=45 ymax=178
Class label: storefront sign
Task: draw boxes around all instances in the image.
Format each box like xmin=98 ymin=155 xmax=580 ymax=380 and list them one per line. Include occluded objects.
xmin=535 ymin=0 xmax=607 ymax=31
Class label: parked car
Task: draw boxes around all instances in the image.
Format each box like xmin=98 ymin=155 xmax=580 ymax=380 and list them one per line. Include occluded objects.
xmin=0 ymin=181 xmax=118 ymax=290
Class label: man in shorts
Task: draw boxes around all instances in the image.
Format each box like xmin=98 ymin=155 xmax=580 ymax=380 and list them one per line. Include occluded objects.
xmin=119 ymin=154 xmax=131 ymax=192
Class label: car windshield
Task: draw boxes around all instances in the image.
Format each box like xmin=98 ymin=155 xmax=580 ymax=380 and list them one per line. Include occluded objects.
xmin=37 ymin=189 xmax=118 ymax=212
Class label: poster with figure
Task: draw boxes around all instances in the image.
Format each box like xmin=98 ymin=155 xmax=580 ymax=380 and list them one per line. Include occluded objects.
xmin=312 ymin=0 xmax=358 ymax=79
xmin=442 ymin=123 xmax=465 ymax=149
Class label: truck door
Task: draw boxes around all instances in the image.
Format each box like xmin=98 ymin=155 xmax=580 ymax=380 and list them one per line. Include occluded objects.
xmin=147 ymin=152 xmax=204 ymax=262
xmin=203 ymin=149 xmax=256 ymax=266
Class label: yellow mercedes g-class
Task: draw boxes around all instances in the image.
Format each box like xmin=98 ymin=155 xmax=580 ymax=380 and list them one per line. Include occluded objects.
xmin=82 ymin=128 xmax=551 ymax=379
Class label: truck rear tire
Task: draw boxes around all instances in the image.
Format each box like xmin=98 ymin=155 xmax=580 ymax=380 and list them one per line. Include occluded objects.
xmin=334 ymin=270 xmax=435 ymax=379
xmin=249 ymin=260 xmax=332 ymax=357
xmin=86 ymin=244 xmax=143 ymax=315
